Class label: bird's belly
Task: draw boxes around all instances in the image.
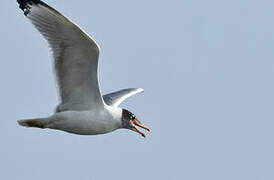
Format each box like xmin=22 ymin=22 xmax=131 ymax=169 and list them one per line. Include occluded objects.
xmin=53 ymin=121 xmax=112 ymax=135
xmin=46 ymin=111 xmax=119 ymax=135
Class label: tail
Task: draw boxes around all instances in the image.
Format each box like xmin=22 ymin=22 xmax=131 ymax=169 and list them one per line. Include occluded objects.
xmin=17 ymin=118 xmax=46 ymax=129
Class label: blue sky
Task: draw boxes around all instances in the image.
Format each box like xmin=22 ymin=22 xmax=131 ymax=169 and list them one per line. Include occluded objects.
xmin=1 ymin=0 xmax=274 ymax=179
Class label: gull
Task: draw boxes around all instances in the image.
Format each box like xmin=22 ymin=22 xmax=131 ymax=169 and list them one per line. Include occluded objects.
xmin=16 ymin=0 xmax=150 ymax=137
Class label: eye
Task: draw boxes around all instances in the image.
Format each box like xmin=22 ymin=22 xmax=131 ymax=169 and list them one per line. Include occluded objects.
xmin=130 ymin=115 xmax=135 ymax=120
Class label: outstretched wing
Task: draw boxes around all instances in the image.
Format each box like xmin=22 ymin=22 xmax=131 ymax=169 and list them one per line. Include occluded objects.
xmin=103 ymin=88 xmax=144 ymax=107
xmin=17 ymin=0 xmax=105 ymax=111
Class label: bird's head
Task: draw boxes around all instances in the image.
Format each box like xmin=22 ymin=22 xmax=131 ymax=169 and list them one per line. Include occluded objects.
xmin=121 ymin=109 xmax=150 ymax=138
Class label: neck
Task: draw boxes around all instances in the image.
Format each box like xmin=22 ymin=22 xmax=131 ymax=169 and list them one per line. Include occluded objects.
xmin=104 ymin=105 xmax=123 ymax=128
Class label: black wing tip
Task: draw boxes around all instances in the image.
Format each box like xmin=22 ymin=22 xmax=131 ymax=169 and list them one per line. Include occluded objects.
xmin=17 ymin=0 xmax=42 ymax=15
xmin=17 ymin=0 xmax=62 ymax=17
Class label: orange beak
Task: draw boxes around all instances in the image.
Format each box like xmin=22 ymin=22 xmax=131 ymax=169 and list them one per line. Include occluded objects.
xmin=133 ymin=121 xmax=150 ymax=138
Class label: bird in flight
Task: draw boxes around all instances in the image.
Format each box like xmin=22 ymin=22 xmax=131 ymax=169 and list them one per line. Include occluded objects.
xmin=16 ymin=0 xmax=150 ymax=138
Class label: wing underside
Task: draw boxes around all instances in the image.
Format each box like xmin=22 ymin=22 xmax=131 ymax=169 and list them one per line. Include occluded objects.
xmin=103 ymin=88 xmax=144 ymax=107
xmin=17 ymin=0 xmax=104 ymax=111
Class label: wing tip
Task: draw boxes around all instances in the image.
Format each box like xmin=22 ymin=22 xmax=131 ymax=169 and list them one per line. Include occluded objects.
xmin=17 ymin=0 xmax=41 ymax=15
xmin=17 ymin=0 xmax=63 ymax=17
xmin=126 ymin=88 xmax=144 ymax=94
xmin=137 ymin=88 xmax=144 ymax=93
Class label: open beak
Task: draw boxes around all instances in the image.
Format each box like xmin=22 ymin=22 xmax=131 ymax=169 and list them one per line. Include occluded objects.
xmin=132 ymin=120 xmax=150 ymax=138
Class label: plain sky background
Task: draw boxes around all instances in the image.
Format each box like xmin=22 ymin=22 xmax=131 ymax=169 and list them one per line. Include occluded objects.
xmin=1 ymin=0 xmax=274 ymax=179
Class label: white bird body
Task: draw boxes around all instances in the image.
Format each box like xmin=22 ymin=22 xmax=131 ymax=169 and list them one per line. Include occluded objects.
xmin=45 ymin=106 xmax=122 ymax=135
xmin=16 ymin=0 xmax=150 ymax=137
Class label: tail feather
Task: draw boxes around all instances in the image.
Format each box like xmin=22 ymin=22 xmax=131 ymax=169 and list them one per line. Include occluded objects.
xmin=18 ymin=118 xmax=45 ymax=129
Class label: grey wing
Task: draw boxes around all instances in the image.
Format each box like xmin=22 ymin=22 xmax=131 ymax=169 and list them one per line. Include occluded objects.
xmin=103 ymin=88 xmax=144 ymax=107
xmin=17 ymin=0 xmax=105 ymax=111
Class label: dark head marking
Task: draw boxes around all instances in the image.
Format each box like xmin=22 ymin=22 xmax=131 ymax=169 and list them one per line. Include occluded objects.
xmin=121 ymin=109 xmax=150 ymax=138
xmin=122 ymin=109 xmax=137 ymax=127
